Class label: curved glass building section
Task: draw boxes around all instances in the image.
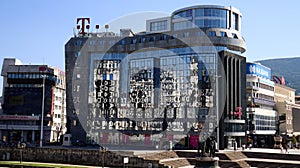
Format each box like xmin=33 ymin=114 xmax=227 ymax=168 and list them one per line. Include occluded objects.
xmin=169 ymin=5 xmax=245 ymax=54
xmin=172 ymin=5 xmax=241 ymax=31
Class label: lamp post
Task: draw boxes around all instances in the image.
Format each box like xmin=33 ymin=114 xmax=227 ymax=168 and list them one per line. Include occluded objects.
xmin=40 ymin=75 xmax=46 ymax=148
xmin=101 ymin=147 xmax=107 ymax=168
xmin=216 ymin=74 xmax=219 ymax=151
xmin=18 ymin=142 xmax=26 ymax=164
xmin=215 ymin=59 xmax=222 ymax=151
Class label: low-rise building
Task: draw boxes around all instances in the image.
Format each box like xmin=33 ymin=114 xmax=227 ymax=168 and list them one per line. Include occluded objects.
xmin=292 ymin=96 xmax=300 ymax=136
xmin=273 ymin=76 xmax=300 ymax=140
xmin=0 ymin=58 xmax=66 ymax=145
xmin=274 ymin=80 xmax=295 ymax=136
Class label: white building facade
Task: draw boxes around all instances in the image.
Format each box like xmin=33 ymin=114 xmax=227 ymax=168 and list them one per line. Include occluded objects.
xmin=246 ymin=62 xmax=277 ymax=148
xmin=50 ymin=68 xmax=67 ymax=142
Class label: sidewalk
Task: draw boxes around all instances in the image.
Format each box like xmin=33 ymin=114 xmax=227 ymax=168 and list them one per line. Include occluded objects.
xmin=0 ymin=161 xmax=110 ymax=168
xmin=222 ymin=147 xmax=300 ymax=155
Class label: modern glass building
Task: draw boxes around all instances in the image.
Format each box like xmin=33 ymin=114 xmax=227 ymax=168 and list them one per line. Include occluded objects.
xmin=65 ymin=5 xmax=246 ymax=149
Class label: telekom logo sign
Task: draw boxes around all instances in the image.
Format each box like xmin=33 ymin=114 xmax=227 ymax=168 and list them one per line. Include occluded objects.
xmin=230 ymin=107 xmax=242 ymax=119
xmin=77 ymin=18 xmax=90 ymax=35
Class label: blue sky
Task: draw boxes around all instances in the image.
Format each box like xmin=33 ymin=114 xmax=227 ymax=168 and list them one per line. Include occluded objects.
xmin=1 ymin=0 xmax=300 ymax=94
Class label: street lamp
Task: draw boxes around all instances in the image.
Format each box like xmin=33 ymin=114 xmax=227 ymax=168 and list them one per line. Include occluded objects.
xmin=215 ymin=64 xmax=222 ymax=151
xmin=216 ymin=75 xmax=219 ymax=151
xmin=40 ymin=75 xmax=46 ymax=148
xmin=101 ymin=147 xmax=107 ymax=168
xmin=17 ymin=142 xmax=26 ymax=163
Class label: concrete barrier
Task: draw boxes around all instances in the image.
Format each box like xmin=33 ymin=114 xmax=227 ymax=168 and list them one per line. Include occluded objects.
xmin=0 ymin=147 xmax=163 ymax=167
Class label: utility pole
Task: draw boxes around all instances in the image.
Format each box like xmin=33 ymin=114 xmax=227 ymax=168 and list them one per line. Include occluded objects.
xmin=40 ymin=75 xmax=46 ymax=148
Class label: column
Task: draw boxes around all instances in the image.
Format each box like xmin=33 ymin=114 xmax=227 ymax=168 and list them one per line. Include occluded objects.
xmin=32 ymin=131 xmax=35 ymax=142
xmin=21 ymin=130 xmax=24 ymax=142
xmin=0 ymin=130 xmax=2 ymax=142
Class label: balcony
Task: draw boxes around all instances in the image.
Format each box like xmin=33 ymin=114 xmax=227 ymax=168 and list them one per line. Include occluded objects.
xmin=224 ymin=119 xmax=245 ymax=124
xmin=253 ymin=130 xmax=276 ymax=135
xmin=224 ymin=131 xmax=245 ymax=136
xmin=246 ymin=85 xmax=259 ymax=91
xmin=253 ymin=98 xmax=275 ymax=106
xmin=246 ymin=107 xmax=256 ymax=112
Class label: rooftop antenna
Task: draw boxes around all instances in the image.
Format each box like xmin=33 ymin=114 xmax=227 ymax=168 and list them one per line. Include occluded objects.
xmin=105 ymin=24 xmax=109 ymax=32
xmin=95 ymin=24 xmax=100 ymax=33
xmin=73 ymin=27 xmax=77 ymax=37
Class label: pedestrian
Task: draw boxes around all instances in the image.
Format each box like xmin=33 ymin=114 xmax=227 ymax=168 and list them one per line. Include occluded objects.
xmin=282 ymin=136 xmax=289 ymax=154
xmin=247 ymin=137 xmax=252 ymax=150
xmin=242 ymin=144 xmax=246 ymax=150
xmin=292 ymin=135 xmax=297 ymax=149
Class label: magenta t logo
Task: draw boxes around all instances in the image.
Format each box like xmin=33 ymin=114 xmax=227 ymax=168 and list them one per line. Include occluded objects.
xmin=76 ymin=18 xmax=90 ymax=35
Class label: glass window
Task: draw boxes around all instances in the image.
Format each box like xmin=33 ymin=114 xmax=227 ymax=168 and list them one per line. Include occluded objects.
xmin=120 ymin=40 xmax=125 ymax=45
xmin=195 ymin=32 xmax=204 ymax=38
xmin=220 ymin=31 xmax=227 ymax=37
xmin=195 ymin=19 xmax=204 ymax=28
xmin=161 ymin=35 xmax=167 ymax=40
xmin=194 ymin=9 xmax=227 ymax=28
xmin=195 ymin=18 xmax=226 ymax=28
xmin=109 ymin=40 xmax=115 ymax=45
xmin=186 ymin=9 xmax=192 ymax=17
xmin=89 ymin=40 xmax=95 ymax=45
xmin=232 ymin=33 xmax=238 ymax=39
xmin=99 ymin=40 xmax=104 ymax=45
xmin=203 ymin=9 xmax=227 ymax=17
xmin=150 ymin=20 xmax=167 ymax=32
xmin=149 ymin=36 xmax=156 ymax=42
xmin=183 ymin=32 xmax=189 ymax=38
xmin=76 ymin=40 xmax=82 ymax=46
xmin=174 ymin=21 xmax=193 ymax=30
xmin=75 ymin=51 xmax=80 ymax=57
xmin=231 ymin=13 xmax=239 ymax=31
xmin=208 ymin=31 xmax=216 ymax=36
xmin=132 ymin=38 xmax=137 ymax=44
xmin=174 ymin=9 xmax=193 ymax=19
xmin=195 ymin=9 xmax=204 ymax=17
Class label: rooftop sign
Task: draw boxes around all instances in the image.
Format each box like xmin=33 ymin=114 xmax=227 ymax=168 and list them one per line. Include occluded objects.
xmin=246 ymin=62 xmax=271 ymax=79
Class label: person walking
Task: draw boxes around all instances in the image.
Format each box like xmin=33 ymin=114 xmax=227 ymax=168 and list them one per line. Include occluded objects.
xmin=247 ymin=137 xmax=253 ymax=150
xmin=281 ymin=136 xmax=289 ymax=154
xmin=292 ymin=135 xmax=297 ymax=149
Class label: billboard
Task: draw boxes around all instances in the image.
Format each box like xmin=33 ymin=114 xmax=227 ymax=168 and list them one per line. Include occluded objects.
xmin=246 ymin=62 xmax=271 ymax=79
